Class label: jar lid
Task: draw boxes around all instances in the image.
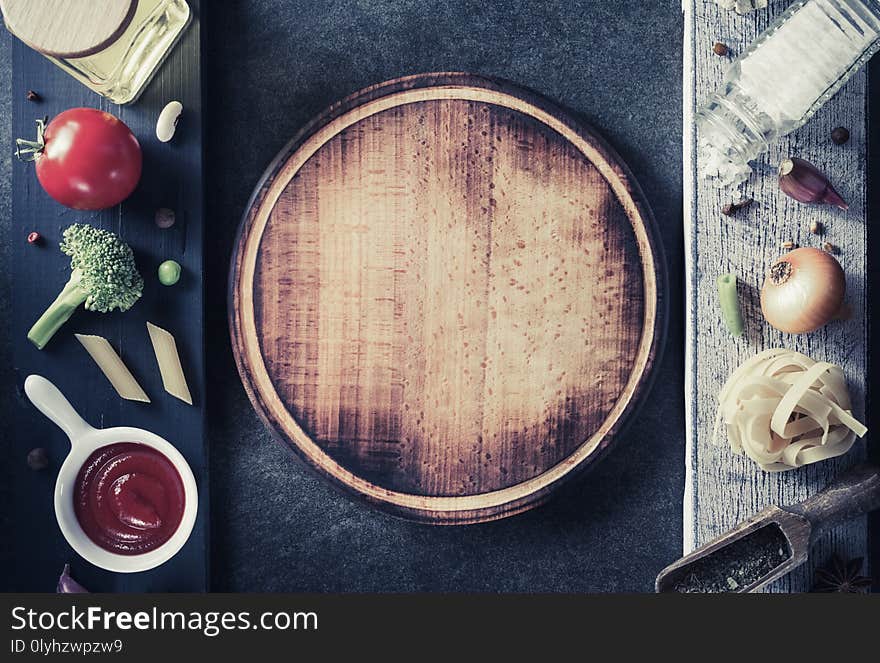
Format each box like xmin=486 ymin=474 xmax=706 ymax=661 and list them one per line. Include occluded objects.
xmin=0 ymin=0 xmax=138 ymax=58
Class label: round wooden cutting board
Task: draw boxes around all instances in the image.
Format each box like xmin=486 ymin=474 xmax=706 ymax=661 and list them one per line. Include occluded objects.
xmin=230 ymin=73 xmax=665 ymax=524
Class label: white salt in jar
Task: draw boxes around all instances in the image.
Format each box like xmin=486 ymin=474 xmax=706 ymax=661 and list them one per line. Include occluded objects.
xmin=698 ymin=0 xmax=880 ymax=186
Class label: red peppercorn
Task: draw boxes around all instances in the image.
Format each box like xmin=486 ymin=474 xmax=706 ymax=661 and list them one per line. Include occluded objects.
xmin=27 ymin=231 xmax=42 ymax=245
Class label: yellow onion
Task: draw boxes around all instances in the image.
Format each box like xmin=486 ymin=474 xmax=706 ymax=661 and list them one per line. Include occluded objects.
xmin=760 ymin=247 xmax=845 ymax=334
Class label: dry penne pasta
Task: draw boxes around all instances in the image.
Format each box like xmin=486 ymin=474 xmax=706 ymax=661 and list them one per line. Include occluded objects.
xmin=75 ymin=334 xmax=150 ymax=403
xmin=146 ymin=322 xmax=193 ymax=405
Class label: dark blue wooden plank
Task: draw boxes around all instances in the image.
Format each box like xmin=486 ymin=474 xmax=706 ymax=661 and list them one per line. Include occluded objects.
xmin=8 ymin=0 xmax=206 ymax=592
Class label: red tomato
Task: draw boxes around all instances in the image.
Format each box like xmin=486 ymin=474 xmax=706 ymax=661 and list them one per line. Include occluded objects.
xmin=33 ymin=108 xmax=142 ymax=210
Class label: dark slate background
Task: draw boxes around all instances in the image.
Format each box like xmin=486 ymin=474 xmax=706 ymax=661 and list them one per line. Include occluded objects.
xmin=1 ymin=0 xmax=685 ymax=592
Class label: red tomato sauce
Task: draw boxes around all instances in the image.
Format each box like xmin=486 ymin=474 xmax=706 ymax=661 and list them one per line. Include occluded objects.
xmin=74 ymin=443 xmax=184 ymax=555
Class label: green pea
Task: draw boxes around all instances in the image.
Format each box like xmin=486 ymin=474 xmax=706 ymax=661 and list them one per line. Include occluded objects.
xmin=158 ymin=260 xmax=182 ymax=286
xmin=717 ymin=273 xmax=744 ymax=337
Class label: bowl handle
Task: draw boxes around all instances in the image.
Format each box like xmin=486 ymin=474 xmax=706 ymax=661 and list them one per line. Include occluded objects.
xmin=24 ymin=375 xmax=95 ymax=442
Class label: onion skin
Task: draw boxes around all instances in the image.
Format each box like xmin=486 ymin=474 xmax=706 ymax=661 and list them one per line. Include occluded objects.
xmin=760 ymin=247 xmax=845 ymax=334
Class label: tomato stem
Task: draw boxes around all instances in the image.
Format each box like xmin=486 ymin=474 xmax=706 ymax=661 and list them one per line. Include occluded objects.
xmin=15 ymin=117 xmax=47 ymax=163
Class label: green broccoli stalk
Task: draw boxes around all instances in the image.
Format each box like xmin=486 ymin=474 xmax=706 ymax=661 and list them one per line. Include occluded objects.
xmin=28 ymin=224 xmax=144 ymax=349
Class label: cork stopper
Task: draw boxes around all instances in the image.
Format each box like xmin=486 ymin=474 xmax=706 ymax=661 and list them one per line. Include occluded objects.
xmin=0 ymin=0 xmax=138 ymax=58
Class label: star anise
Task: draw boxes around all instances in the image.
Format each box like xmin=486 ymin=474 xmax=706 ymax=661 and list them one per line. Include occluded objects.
xmin=812 ymin=555 xmax=872 ymax=593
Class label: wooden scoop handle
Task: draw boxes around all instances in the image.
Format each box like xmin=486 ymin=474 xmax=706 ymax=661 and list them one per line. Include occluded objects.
xmin=785 ymin=464 xmax=880 ymax=541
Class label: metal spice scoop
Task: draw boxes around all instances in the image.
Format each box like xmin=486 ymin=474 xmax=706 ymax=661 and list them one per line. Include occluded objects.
xmin=656 ymin=464 xmax=880 ymax=593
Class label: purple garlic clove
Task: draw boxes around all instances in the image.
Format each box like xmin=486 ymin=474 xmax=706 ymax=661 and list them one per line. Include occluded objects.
xmin=778 ymin=157 xmax=848 ymax=210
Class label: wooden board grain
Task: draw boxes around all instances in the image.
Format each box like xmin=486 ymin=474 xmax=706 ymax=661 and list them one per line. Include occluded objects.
xmin=684 ymin=1 xmax=869 ymax=591
xmin=8 ymin=1 xmax=206 ymax=591
xmin=231 ymin=73 xmax=666 ymax=524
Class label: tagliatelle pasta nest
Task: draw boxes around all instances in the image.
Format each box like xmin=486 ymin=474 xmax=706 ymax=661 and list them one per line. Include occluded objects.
xmin=715 ymin=348 xmax=867 ymax=472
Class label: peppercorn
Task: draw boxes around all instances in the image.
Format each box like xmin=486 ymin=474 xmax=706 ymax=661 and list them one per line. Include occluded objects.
xmin=27 ymin=447 xmax=49 ymax=471
xmin=713 ymin=42 xmax=729 ymax=56
xmin=26 ymin=90 xmax=41 ymax=102
xmin=810 ymin=220 xmax=823 ymax=235
xmin=27 ymin=231 xmax=42 ymax=245
xmin=830 ymin=127 xmax=850 ymax=145
xmin=721 ymin=197 xmax=754 ymax=216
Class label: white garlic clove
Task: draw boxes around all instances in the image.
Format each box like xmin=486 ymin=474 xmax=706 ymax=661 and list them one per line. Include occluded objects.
xmin=156 ymin=101 xmax=183 ymax=143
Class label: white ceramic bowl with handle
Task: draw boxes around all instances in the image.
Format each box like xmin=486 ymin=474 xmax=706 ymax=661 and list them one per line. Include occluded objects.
xmin=24 ymin=375 xmax=198 ymax=573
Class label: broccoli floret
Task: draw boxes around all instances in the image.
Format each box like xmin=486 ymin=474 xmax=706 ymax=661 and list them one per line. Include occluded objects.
xmin=27 ymin=224 xmax=144 ymax=349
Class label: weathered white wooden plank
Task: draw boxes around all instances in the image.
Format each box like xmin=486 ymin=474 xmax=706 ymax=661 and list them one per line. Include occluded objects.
xmin=684 ymin=0 xmax=868 ymax=592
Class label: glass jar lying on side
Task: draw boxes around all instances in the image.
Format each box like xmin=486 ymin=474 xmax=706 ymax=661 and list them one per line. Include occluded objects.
xmin=698 ymin=0 xmax=880 ymax=187
xmin=2 ymin=0 xmax=191 ymax=105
